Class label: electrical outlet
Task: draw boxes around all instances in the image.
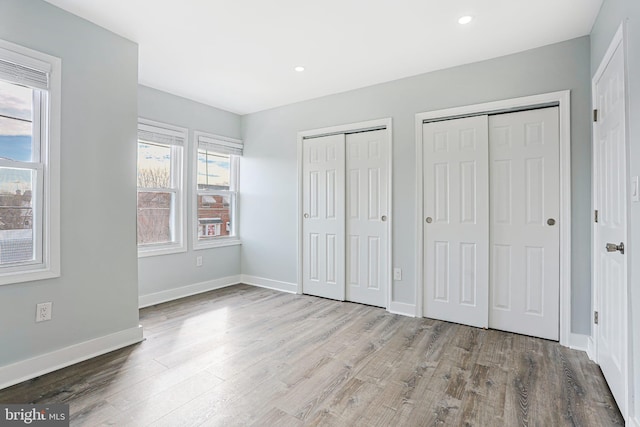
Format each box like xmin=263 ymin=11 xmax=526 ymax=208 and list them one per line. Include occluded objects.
xmin=393 ymin=268 xmax=402 ymax=281
xmin=36 ymin=302 xmax=52 ymax=322
xmin=196 ymin=256 xmax=203 ymax=267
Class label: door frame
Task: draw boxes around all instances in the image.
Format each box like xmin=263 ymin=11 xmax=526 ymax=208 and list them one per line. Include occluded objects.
xmin=415 ymin=91 xmax=572 ymax=346
xmin=591 ymin=22 xmax=630 ymax=421
xmin=297 ymin=118 xmax=393 ymax=309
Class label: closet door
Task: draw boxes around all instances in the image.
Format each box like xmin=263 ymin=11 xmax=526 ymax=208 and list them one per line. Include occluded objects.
xmin=302 ymin=134 xmax=346 ymax=301
xmin=423 ymin=116 xmax=489 ymax=328
xmin=488 ymin=107 xmax=560 ymax=340
xmin=346 ymin=129 xmax=389 ymax=308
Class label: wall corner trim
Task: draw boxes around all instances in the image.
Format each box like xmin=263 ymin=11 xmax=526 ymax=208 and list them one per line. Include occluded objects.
xmin=241 ymin=275 xmax=298 ymax=294
xmin=138 ymin=275 xmax=242 ymax=308
xmin=0 ymin=325 xmax=143 ymax=391
xmin=568 ymin=333 xmax=590 ymax=353
xmin=388 ymin=301 xmax=417 ymax=318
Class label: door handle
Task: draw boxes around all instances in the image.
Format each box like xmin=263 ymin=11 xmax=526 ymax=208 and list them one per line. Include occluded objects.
xmin=606 ymin=242 xmax=625 ymax=254
xmin=547 ymin=218 xmax=556 ymax=226
xmin=426 ymin=217 xmax=433 ymax=223
xmin=381 ymin=215 xmax=387 ymax=222
xmin=304 ymin=213 xmax=309 ymax=219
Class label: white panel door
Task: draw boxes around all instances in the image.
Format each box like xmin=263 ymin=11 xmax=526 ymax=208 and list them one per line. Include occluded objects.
xmin=346 ymin=129 xmax=389 ymax=308
xmin=488 ymin=107 xmax=560 ymax=340
xmin=302 ymin=134 xmax=346 ymax=301
xmin=423 ymin=116 xmax=489 ymax=328
xmin=594 ymin=40 xmax=628 ymax=418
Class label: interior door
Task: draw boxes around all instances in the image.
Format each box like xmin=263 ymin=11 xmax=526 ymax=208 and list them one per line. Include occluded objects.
xmin=594 ymin=39 xmax=628 ymax=418
xmin=423 ymin=116 xmax=489 ymax=328
xmin=346 ymin=129 xmax=389 ymax=308
xmin=302 ymin=134 xmax=346 ymax=301
xmin=488 ymin=107 xmax=560 ymax=341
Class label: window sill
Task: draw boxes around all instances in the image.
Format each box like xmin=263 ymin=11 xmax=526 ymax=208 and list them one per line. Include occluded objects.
xmin=193 ymin=238 xmax=242 ymax=251
xmin=138 ymin=244 xmax=187 ymax=258
xmin=0 ymin=267 xmax=60 ymax=286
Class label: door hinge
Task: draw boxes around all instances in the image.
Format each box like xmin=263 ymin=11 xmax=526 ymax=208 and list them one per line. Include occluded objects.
xmin=594 ymin=209 xmax=599 ymax=223
xmin=594 ymin=311 xmax=599 ymax=325
xmin=593 ymin=109 xmax=598 ymax=122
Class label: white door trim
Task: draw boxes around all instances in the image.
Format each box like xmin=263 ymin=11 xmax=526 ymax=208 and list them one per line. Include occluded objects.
xmin=415 ymin=90 xmax=572 ymax=346
xmin=591 ymin=22 xmax=630 ymax=421
xmin=297 ymin=118 xmax=393 ymax=309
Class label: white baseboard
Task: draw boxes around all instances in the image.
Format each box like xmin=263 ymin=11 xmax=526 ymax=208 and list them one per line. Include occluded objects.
xmin=0 ymin=325 xmax=143 ymax=391
xmin=388 ymin=301 xmax=417 ymax=317
xmin=630 ymin=415 xmax=640 ymax=427
xmin=240 ymin=275 xmax=298 ymax=294
xmin=569 ymin=333 xmax=589 ymax=353
xmin=139 ymin=275 xmax=242 ymax=308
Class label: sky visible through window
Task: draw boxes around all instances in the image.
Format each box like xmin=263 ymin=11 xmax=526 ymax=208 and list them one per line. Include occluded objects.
xmin=137 ymin=141 xmax=171 ymax=188
xmin=0 ymin=79 xmax=33 ymax=194
xmin=198 ymin=149 xmax=230 ymax=189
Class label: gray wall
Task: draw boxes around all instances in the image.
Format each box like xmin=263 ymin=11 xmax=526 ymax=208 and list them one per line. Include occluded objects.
xmin=0 ymin=0 xmax=139 ymax=366
xmin=591 ymin=0 xmax=640 ymax=419
xmin=137 ymin=86 xmax=242 ymax=299
xmin=241 ymin=37 xmax=593 ymax=334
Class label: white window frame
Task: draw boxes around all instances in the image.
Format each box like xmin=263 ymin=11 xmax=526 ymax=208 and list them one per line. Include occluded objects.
xmin=0 ymin=39 xmax=61 ymax=286
xmin=137 ymin=118 xmax=187 ymax=257
xmin=193 ymin=131 xmax=242 ymax=250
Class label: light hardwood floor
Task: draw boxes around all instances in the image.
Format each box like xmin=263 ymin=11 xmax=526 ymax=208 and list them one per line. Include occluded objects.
xmin=0 ymin=285 xmax=624 ymax=426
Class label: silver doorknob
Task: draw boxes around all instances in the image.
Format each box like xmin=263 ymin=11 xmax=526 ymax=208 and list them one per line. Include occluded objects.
xmin=426 ymin=217 xmax=433 ymax=223
xmin=606 ymin=242 xmax=625 ymax=254
xmin=381 ymin=215 xmax=387 ymax=222
xmin=547 ymin=218 xmax=556 ymax=226
xmin=304 ymin=213 xmax=309 ymax=218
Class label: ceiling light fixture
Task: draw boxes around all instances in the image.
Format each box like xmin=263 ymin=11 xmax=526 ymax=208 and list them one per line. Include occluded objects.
xmin=294 ymin=66 xmax=305 ymax=72
xmin=458 ymin=15 xmax=473 ymax=25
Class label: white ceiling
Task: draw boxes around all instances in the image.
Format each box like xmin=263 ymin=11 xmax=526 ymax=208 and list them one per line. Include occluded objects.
xmin=44 ymin=0 xmax=603 ymax=115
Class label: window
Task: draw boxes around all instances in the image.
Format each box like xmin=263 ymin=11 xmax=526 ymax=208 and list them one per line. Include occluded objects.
xmin=137 ymin=119 xmax=186 ymax=256
xmin=0 ymin=40 xmax=60 ymax=285
xmin=194 ymin=131 xmax=241 ymax=249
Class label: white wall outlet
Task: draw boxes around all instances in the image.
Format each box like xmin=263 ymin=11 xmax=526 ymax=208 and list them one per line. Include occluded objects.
xmin=36 ymin=302 xmax=52 ymax=322
xmin=196 ymin=256 xmax=203 ymax=267
xmin=393 ymin=267 xmax=402 ymax=281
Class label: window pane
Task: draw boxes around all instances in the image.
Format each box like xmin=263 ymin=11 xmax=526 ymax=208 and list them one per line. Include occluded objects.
xmin=137 ymin=142 xmax=171 ymax=189
xmin=197 ymin=193 xmax=232 ymax=239
xmin=197 ymin=150 xmax=230 ymax=190
xmin=0 ymin=167 xmax=34 ymax=264
xmin=137 ymin=191 xmax=173 ymax=245
xmin=0 ymin=80 xmax=33 ymax=162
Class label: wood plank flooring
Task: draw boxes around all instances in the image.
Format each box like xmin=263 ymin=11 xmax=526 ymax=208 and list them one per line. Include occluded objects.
xmin=0 ymin=285 xmax=624 ymax=426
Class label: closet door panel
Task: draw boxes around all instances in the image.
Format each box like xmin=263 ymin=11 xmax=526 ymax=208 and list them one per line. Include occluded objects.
xmin=488 ymin=107 xmax=560 ymax=340
xmin=423 ymin=116 xmax=489 ymax=328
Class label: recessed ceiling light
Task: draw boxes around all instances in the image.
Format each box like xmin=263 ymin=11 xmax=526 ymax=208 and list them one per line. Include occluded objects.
xmin=294 ymin=66 xmax=305 ymax=72
xmin=458 ymin=15 xmax=473 ymax=25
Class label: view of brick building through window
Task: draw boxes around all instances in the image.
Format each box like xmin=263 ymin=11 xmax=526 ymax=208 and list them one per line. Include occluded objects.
xmin=136 ymin=165 xmax=233 ymax=244
xmin=197 ymin=192 xmax=231 ymax=238
xmin=137 ymin=190 xmax=172 ymax=244
xmin=196 ymin=148 xmax=234 ymax=240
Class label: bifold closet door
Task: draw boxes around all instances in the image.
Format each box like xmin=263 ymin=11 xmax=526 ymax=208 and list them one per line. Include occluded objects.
xmin=302 ymin=134 xmax=346 ymax=301
xmin=423 ymin=116 xmax=490 ymax=328
xmin=346 ymin=129 xmax=388 ymax=308
xmin=488 ymin=107 xmax=560 ymax=341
